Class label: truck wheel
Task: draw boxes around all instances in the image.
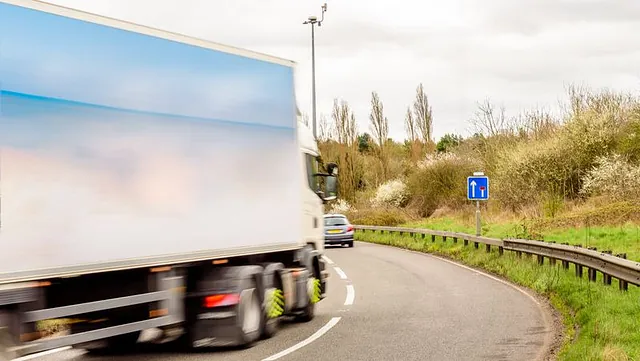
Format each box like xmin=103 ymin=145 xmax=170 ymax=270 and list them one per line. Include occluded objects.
xmin=348 ymin=241 xmax=354 ymax=248
xmin=298 ymin=276 xmax=320 ymax=322
xmin=237 ymin=279 xmax=262 ymax=347
xmin=261 ymin=286 xmax=284 ymax=339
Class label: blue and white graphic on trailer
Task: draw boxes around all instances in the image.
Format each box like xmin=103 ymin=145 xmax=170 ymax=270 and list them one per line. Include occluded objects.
xmin=467 ymin=176 xmax=489 ymax=200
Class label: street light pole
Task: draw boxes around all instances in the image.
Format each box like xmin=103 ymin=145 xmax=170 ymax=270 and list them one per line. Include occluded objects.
xmin=303 ymin=3 xmax=327 ymax=141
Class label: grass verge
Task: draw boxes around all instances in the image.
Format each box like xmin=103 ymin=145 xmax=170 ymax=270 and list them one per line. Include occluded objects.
xmin=405 ymin=216 xmax=640 ymax=261
xmin=355 ymin=230 xmax=640 ymax=361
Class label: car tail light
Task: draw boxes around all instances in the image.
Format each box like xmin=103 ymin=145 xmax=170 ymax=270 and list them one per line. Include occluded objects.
xmin=203 ymin=294 xmax=240 ymax=308
xmin=346 ymin=225 xmax=354 ymax=232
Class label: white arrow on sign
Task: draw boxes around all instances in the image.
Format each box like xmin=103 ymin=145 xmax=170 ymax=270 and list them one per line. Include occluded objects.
xmin=470 ymin=180 xmax=476 ymax=198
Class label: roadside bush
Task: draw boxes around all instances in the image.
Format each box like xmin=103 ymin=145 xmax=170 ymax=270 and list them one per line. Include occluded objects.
xmin=406 ymin=152 xmax=479 ymax=217
xmin=327 ymin=199 xmax=354 ymax=214
xmin=580 ymin=154 xmax=640 ymax=201
xmin=492 ymin=97 xmax=630 ymax=212
xmin=370 ymin=179 xmax=409 ymax=208
xmin=348 ymin=207 xmax=408 ymax=226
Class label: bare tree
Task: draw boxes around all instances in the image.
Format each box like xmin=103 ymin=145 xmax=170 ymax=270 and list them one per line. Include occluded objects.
xmin=404 ymin=106 xmax=417 ymax=141
xmin=332 ymin=98 xmax=357 ymax=146
xmin=369 ymin=91 xmax=389 ymax=147
xmin=413 ymin=83 xmax=433 ymax=144
xmin=471 ymin=98 xmax=507 ymax=137
xmin=318 ymin=113 xmax=333 ymax=142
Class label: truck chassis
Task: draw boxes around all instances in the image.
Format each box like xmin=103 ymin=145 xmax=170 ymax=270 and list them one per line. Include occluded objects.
xmin=0 ymin=246 xmax=327 ymax=359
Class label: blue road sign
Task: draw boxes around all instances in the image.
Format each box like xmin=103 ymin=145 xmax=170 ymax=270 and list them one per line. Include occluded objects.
xmin=467 ymin=176 xmax=489 ymax=200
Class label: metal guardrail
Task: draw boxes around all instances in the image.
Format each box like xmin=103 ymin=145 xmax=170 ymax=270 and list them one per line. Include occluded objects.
xmin=354 ymin=225 xmax=640 ymax=290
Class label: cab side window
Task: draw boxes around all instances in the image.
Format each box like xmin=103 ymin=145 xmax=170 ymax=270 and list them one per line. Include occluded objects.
xmin=305 ymin=153 xmax=319 ymax=191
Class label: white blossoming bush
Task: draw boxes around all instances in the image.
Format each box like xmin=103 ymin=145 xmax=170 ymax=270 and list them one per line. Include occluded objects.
xmin=417 ymin=152 xmax=463 ymax=170
xmin=328 ymin=199 xmax=354 ymax=214
xmin=370 ymin=179 xmax=409 ymax=208
xmin=580 ymin=154 xmax=640 ymax=200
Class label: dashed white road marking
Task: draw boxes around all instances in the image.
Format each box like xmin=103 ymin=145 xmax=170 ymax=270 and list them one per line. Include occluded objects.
xmin=261 ymin=317 xmax=342 ymax=361
xmin=11 ymin=346 xmax=71 ymax=361
xmin=344 ymin=284 xmax=355 ymax=306
xmin=322 ymin=255 xmax=335 ymax=265
xmin=333 ymin=267 xmax=348 ymax=280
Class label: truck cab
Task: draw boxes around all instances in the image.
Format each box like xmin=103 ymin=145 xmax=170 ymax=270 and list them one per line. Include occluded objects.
xmin=298 ymin=113 xmax=327 ymax=254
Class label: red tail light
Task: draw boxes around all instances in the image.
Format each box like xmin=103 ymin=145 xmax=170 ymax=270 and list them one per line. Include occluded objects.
xmin=347 ymin=225 xmax=354 ymax=232
xmin=203 ymin=294 xmax=240 ymax=308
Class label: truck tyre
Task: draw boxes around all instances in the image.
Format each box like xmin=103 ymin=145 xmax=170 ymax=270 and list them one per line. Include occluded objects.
xmin=237 ymin=278 xmax=262 ymax=347
xmin=261 ymin=286 xmax=282 ymax=339
xmin=297 ymin=275 xmax=319 ymax=322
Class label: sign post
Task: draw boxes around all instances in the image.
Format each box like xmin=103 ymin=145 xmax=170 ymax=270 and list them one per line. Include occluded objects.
xmin=467 ymin=172 xmax=489 ymax=236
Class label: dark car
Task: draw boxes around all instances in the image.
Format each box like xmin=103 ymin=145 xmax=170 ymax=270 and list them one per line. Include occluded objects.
xmin=323 ymin=214 xmax=354 ymax=248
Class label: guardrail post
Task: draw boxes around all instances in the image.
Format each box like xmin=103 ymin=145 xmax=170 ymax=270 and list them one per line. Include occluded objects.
xmin=588 ymin=268 xmax=597 ymax=282
xmin=453 ymin=237 xmax=458 ymax=244
xmin=399 ymin=231 xmax=404 ymax=236
xmin=409 ymin=232 xmax=414 ymax=237
xmin=537 ymin=255 xmax=544 ymax=265
xmin=601 ymin=250 xmax=613 ymax=285
xmin=615 ymin=253 xmax=629 ymax=291
xmin=485 ymin=244 xmax=491 ymax=253
xmin=431 ymin=235 xmax=436 ymax=243
xmin=575 ymin=264 xmax=583 ymax=278
xmin=619 ymin=280 xmax=628 ymax=291
xmin=474 ymin=241 xmax=479 ymax=249
xmin=516 ymin=251 xmax=522 ymax=258
xmin=498 ymin=246 xmax=504 ymax=256
xmin=443 ymin=236 xmax=447 ymax=242
xmin=560 ymin=243 xmax=570 ymax=269
xmin=421 ymin=233 xmax=425 ymax=239
xmin=464 ymin=238 xmax=469 ymax=246
xmin=547 ymin=241 xmax=557 ymax=266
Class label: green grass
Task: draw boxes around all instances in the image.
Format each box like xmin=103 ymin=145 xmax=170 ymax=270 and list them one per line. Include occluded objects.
xmin=405 ymin=217 xmax=640 ymax=261
xmin=356 ymin=230 xmax=640 ymax=361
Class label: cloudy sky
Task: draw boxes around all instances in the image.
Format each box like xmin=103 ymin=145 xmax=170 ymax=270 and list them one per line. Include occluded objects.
xmin=42 ymin=0 xmax=640 ymax=140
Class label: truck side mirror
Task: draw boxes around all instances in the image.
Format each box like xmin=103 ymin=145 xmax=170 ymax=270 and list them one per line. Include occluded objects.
xmin=326 ymin=162 xmax=338 ymax=176
xmin=322 ymin=175 xmax=338 ymax=201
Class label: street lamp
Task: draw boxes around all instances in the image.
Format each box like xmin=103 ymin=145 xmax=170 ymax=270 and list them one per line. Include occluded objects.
xmin=303 ymin=3 xmax=327 ymax=140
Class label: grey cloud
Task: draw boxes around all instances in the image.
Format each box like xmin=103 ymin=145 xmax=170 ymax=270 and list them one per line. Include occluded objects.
xmin=472 ymin=0 xmax=640 ymax=35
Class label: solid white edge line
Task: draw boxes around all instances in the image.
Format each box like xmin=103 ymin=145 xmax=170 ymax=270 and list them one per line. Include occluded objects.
xmin=367 ymin=242 xmax=542 ymax=305
xmin=344 ymin=284 xmax=355 ymax=306
xmin=322 ymin=255 xmax=334 ymax=265
xmin=261 ymin=317 xmax=342 ymax=361
xmin=365 ymin=242 xmax=553 ymax=361
xmin=428 ymin=253 xmax=541 ymax=306
xmin=11 ymin=346 xmax=72 ymax=361
xmin=333 ymin=267 xmax=348 ymax=280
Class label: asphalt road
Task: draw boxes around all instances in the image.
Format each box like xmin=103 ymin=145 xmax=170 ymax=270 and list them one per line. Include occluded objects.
xmin=23 ymin=242 xmax=552 ymax=361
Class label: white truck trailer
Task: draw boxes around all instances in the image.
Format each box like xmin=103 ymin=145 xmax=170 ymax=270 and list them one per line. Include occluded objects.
xmin=0 ymin=0 xmax=338 ymax=359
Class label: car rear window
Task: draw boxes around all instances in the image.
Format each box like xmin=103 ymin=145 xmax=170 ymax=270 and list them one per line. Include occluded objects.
xmin=324 ymin=216 xmax=348 ymax=226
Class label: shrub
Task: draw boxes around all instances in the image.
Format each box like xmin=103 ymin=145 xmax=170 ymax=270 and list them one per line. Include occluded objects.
xmin=349 ymin=207 xmax=408 ymax=226
xmin=327 ymin=199 xmax=354 ymax=214
xmin=492 ymin=97 xmax=631 ymax=211
xmin=580 ymin=154 xmax=640 ymax=201
xmin=407 ymin=152 xmax=479 ymax=217
xmin=370 ymin=179 xmax=409 ymax=208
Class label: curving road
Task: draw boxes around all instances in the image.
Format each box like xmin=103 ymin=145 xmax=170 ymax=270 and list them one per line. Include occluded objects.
xmin=21 ymin=242 xmax=553 ymax=361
